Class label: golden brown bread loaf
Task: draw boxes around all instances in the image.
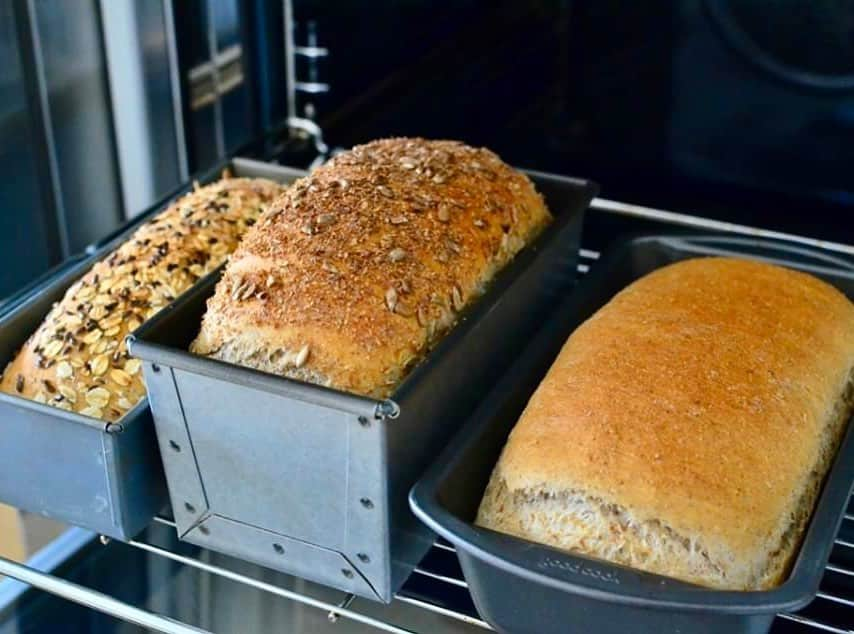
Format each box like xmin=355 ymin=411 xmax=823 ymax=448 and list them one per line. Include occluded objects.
xmin=477 ymin=257 xmax=854 ymax=590
xmin=0 ymin=176 xmax=286 ymax=422
xmin=190 ymin=138 xmax=552 ymax=398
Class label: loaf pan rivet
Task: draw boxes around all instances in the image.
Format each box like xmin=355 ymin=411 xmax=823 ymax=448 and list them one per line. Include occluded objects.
xmin=359 ymin=497 xmax=373 ymax=509
xmin=151 ymin=364 xmax=160 ymax=373
xmin=358 ymin=416 xmax=370 ymax=427
xmin=169 ymin=440 xmax=181 ymax=452
xmin=273 ymin=543 xmax=285 ymax=555
xmin=341 ymin=569 xmax=354 ymax=579
xmin=199 ymin=525 xmax=210 ymax=536
xmin=184 ymin=502 xmax=195 ymax=513
xmin=357 ymin=553 xmax=370 ymax=563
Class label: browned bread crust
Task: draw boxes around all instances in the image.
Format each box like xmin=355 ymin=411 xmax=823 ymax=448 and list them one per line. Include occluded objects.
xmin=477 ymin=257 xmax=854 ymax=590
xmin=191 ymin=138 xmax=552 ymax=398
xmin=0 ymin=177 xmax=286 ymax=421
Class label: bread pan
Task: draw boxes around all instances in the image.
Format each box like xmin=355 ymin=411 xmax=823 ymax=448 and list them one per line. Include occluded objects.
xmin=126 ymin=170 xmax=598 ymax=602
xmin=0 ymin=158 xmax=304 ymax=541
xmin=410 ymin=233 xmax=854 ymax=634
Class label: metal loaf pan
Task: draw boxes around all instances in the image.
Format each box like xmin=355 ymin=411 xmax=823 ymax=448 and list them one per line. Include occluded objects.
xmin=0 ymin=158 xmax=305 ymax=541
xmin=410 ymin=234 xmax=854 ymax=634
xmin=127 ymin=171 xmax=598 ymax=602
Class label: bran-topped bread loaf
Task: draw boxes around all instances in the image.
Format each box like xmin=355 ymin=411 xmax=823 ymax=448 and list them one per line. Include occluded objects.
xmin=0 ymin=176 xmax=286 ymax=422
xmin=477 ymin=257 xmax=854 ymax=590
xmin=190 ymin=138 xmax=552 ymax=398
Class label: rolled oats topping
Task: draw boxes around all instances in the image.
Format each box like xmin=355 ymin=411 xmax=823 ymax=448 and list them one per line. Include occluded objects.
xmin=0 ymin=175 xmax=286 ymax=421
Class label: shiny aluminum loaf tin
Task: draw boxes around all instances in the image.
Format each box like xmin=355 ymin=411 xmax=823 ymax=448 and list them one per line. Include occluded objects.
xmin=127 ymin=171 xmax=597 ymax=602
xmin=0 ymin=158 xmax=305 ymax=541
xmin=410 ymin=234 xmax=854 ymax=634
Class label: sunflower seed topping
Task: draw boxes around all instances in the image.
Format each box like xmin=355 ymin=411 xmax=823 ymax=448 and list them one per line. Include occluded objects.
xmin=240 ymin=282 xmax=256 ymax=300
xmin=389 ymin=248 xmax=407 ymax=262
xmin=385 ymin=287 xmax=398 ymax=312
xmin=295 ymin=344 xmax=310 ymax=368
xmin=451 ymin=284 xmax=465 ymax=311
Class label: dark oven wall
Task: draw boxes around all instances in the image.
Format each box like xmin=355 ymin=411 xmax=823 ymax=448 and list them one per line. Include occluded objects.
xmin=292 ymin=0 xmax=854 ymax=243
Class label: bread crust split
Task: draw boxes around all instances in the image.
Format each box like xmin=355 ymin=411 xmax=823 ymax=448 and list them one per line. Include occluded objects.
xmin=191 ymin=138 xmax=552 ymax=399
xmin=477 ymin=257 xmax=854 ymax=590
xmin=0 ymin=176 xmax=287 ymax=421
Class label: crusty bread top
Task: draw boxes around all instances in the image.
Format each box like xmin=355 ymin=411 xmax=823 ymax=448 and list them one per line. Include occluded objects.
xmin=493 ymin=257 xmax=854 ymax=580
xmin=0 ymin=177 xmax=285 ymax=422
xmin=191 ymin=138 xmax=552 ymax=398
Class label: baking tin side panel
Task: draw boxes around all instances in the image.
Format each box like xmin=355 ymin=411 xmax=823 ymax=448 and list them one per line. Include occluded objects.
xmin=140 ymin=363 xmax=209 ymax=536
xmin=458 ymin=553 xmax=773 ymax=634
xmin=0 ymin=399 xmax=119 ymax=537
xmin=345 ymin=404 xmax=393 ymax=601
xmin=103 ymin=405 xmax=169 ymax=541
xmin=142 ymin=357 xmax=391 ymax=600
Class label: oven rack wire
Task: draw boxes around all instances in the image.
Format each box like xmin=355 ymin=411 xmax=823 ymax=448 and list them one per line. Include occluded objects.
xmin=0 ymin=199 xmax=852 ymax=634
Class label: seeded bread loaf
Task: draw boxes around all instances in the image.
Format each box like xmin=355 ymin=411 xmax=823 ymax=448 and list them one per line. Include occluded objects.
xmin=190 ymin=138 xmax=552 ymax=398
xmin=477 ymin=257 xmax=854 ymax=590
xmin=0 ymin=176 xmax=286 ymax=422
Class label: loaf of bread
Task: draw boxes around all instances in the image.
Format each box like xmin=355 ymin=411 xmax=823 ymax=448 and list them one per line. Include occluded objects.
xmin=0 ymin=176 xmax=286 ymax=422
xmin=190 ymin=138 xmax=551 ymax=398
xmin=477 ymin=257 xmax=854 ymax=590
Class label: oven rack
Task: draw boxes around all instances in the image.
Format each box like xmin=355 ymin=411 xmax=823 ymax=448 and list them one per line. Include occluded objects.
xmin=0 ymin=198 xmax=852 ymax=634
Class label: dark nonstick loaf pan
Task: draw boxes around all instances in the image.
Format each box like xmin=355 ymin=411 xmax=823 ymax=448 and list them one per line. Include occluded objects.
xmin=0 ymin=158 xmax=306 ymax=541
xmin=127 ymin=171 xmax=598 ymax=602
xmin=410 ymin=234 xmax=854 ymax=634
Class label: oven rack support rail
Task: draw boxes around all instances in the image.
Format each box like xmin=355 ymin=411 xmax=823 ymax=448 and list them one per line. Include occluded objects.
xmin=0 ymin=198 xmax=853 ymax=634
